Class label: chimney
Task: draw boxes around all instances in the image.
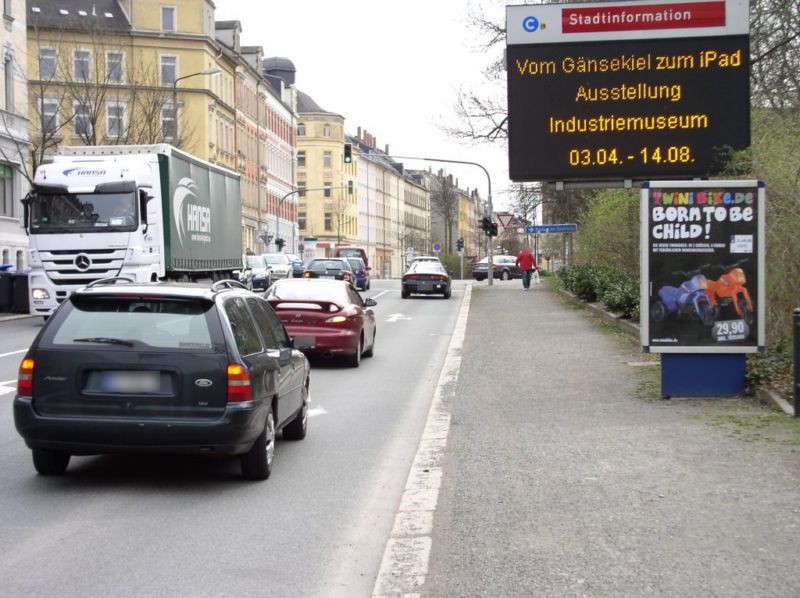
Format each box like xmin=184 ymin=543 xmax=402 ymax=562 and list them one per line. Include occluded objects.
xmin=357 ymin=126 xmax=362 ymax=140
xmin=385 ymin=144 xmax=390 ymax=155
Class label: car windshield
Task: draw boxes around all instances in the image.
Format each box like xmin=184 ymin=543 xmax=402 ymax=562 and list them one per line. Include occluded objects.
xmin=347 ymin=258 xmax=364 ymax=271
xmin=263 ymin=254 xmax=288 ymax=265
xmin=267 ymin=280 xmax=351 ymax=304
xmin=245 ymin=255 xmax=266 ymax=269
xmin=29 ymin=189 xmax=137 ymax=233
xmin=49 ymin=297 xmax=216 ymax=350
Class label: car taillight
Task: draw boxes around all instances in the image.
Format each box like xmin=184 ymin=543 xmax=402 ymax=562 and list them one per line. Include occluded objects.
xmin=304 ymin=272 xmax=312 ymax=278
xmin=492 ymin=264 xmax=497 ymax=269
xmin=18 ymin=358 xmax=34 ymax=397
xmin=325 ymin=315 xmax=347 ymax=323
xmin=227 ymin=364 xmax=252 ymax=402
xmin=432 ymin=275 xmax=446 ymax=282
xmin=405 ymin=275 xmax=419 ymax=281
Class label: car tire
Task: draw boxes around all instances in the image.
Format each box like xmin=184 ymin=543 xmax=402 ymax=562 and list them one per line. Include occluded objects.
xmin=501 ymin=270 xmax=510 ymax=281
xmin=366 ymin=281 xmax=371 ymax=290
xmin=347 ymin=336 xmax=362 ymax=368
xmin=401 ymin=289 xmax=410 ymax=299
xmin=32 ymin=448 xmax=70 ymax=475
xmin=363 ymin=329 xmax=376 ymax=358
xmin=240 ymin=406 xmax=275 ymax=480
xmin=443 ymin=288 xmax=451 ymax=299
xmin=283 ymin=384 xmax=308 ymax=441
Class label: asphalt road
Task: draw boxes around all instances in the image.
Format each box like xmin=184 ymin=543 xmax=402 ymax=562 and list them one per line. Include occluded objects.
xmin=0 ymin=279 xmax=466 ymax=597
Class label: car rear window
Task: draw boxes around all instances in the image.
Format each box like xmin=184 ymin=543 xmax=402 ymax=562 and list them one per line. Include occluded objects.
xmin=309 ymin=260 xmax=345 ymax=271
xmin=47 ymin=297 xmax=218 ymax=351
xmin=267 ymin=280 xmax=350 ymax=304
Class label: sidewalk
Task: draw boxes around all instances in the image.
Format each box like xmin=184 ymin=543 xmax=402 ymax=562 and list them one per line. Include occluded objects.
xmin=421 ymin=281 xmax=800 ymax=596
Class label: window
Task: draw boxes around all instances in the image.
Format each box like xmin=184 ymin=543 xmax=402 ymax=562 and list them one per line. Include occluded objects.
xmin=3 ymin=0 xmax=11 ymax=18
xmin=298 ymin=212 xmax=306 ymax=229
xmin=297 ymin=151 xmax=305 ymax=168
xmin=323 ymin=182 xmax=332 ymax=198
xmin=323 ymin=151 xmax=332 ymax=169
xmin=106 ymin=52 xmax=123 ymax=83
xmin=323 ymin=124 xmax=330 ymax=137
xmin=0 ymin=164 xmax=12 ymax=217
xmin=161 ymin=102 xmax=176 ymax=139
xmin=297 ymin=123 xmax=305 ymax=136
xmin=74 ymin=50 xmax=90 ymax=81
xmin=73 ymin=103 xmax=91 ymax=137
xmin=107 ymin=101 xmax=125 ymax=137
xmin=246 ymin=297 xmax=283 ymax=348
xmin=41 ymin=98 xmax=59 ymax=135
xmin=39 ymin=48 xmax=56 ymax=80
xmin=324 ymin=213 xmax=332 ymax=231
xmin=224 ymin=297 xmax=262 ymax=356
xmin=161 ymin=6 xmax=176 ymax=31
xmin=297 ymin=182 xmax=306 ymax=197
xmin=160 ymin=56 xmax=176 ymax=85
xmin=4 ymin=52 xmax=13 ymax=112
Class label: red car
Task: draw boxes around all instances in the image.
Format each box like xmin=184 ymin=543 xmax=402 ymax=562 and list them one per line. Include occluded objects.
xmin=266 ymin=278 xmax=377 ymax=367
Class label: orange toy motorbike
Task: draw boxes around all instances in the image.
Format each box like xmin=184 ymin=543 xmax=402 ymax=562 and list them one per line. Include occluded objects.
xmin=705 ymin=260 xmax=754 ymax=325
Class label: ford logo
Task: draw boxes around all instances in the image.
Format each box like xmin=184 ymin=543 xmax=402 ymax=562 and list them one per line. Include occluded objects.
xmin=194 ymin=379 xmax=213 ymax=388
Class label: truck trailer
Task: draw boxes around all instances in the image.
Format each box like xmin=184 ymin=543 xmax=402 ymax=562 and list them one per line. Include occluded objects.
xmin=23 ymin=144 xmax=242 ymax=316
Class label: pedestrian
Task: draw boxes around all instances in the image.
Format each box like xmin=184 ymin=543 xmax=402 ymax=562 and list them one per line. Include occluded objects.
xmin=515 ymin=244 xmax=539 ymax=290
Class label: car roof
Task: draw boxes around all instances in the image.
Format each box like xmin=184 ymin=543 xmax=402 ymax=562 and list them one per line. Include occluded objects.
xmin=70 ymin=279 xmax=252 ymax=302
xmin=411 ymin=256 xmax=440 ymax=261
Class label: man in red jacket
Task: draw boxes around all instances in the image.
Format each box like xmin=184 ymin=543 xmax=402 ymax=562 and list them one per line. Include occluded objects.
xmin=515 ymin=245 xmax=539 ymax=290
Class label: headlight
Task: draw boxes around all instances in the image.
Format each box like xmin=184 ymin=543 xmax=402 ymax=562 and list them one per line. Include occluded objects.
xmin=31 ymin=288 xmax=50 ymax=300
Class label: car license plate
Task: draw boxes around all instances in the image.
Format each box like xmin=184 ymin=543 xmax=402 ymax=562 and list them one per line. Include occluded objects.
xmin=101 ymin=371 xmax=161 ymax=393
xmin=293 ymin=336 xmax=316 ymax=349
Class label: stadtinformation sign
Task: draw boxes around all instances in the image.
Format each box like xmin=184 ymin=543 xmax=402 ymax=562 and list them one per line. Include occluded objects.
xmin=506 ymin=0 xmax=750 ymax=182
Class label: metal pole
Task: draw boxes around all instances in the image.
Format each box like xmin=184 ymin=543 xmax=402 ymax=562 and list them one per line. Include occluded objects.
xmin=794 ymin=308 xmax=800 ymax=417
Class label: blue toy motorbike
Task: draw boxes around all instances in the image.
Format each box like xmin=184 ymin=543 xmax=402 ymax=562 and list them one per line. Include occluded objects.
xmin=650 ymin=267 xmax=717 ymax=327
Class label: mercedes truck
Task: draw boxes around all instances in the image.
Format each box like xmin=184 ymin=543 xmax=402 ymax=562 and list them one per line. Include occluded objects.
xmin=23 ymin=144 xmax=242 ymax=317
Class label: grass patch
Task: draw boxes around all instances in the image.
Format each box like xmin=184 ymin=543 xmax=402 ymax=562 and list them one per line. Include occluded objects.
xmin=707 ymin=413 xmax=800 ymax=445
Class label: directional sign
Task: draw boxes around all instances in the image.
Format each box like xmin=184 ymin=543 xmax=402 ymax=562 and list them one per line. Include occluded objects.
xmin=524 ymin=223 xmax=578 ymax=234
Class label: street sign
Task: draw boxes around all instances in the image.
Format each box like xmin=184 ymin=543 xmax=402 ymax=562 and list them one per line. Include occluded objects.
xmin=497 ymin=213 xmax=514 ymax=229
xmin=432 ymin=242 xmax=442 ymax=253
xmin=524 ymin=224 xmax=578 ymax=234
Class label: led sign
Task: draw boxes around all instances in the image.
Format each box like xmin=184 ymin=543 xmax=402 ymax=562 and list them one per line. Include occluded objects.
xmin=506 ymin=0 xmax=750 ymax=182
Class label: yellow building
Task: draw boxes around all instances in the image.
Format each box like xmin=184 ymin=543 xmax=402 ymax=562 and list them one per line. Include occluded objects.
xmin=27 ymin=0 xmax=236 ymax=170
xmin=296 ymin=89 xmax=357 ymax=257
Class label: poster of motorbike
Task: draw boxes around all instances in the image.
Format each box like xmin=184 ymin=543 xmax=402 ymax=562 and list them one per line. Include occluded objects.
xmin=640 ymin=180 xmax=765 ymax=353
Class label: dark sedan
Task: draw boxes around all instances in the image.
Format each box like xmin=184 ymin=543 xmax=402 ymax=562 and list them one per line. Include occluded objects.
xmin=266 ymin=278 xmax=377 ymax=367
xmin=472 ymin=255 xmax=522 ymax=281
xmin=402 ymin=261 xmax=452 ymax=299
xmin=304 ymin=258 xmax=356 ymax=286
xmin=14 ymin=279 xmax=310 ymax=480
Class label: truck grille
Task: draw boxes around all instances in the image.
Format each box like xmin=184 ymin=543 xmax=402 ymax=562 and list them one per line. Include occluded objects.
xmin=40 ymin=248 xmax=125 ymax=285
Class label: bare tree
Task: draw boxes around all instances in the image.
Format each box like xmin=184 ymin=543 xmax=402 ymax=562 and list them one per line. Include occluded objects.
xmin=750 ymin=0 xmax=800 ymax=110
xmin=430 ymin=173 xmax=460 ymax=253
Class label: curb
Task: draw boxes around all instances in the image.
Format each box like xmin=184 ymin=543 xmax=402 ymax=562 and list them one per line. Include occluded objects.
xmin=0 ymin=313 xmax=37 ymax=322
xmin=755 ymin=386 xmax=794 ymax=416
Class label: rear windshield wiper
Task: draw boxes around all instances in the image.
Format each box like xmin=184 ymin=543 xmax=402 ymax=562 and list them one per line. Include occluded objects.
xmin=73 ymin=337 xmax=135 ymax=347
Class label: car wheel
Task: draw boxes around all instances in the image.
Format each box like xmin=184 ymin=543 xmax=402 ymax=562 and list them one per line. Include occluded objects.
xmin=283 ymin=384 xmax=308 ymax=441
xmin=363 ymin=329 xmax=376 ymax=358
xmin=443 ymin=288 xmax=451 ymax=299
xmin=501 ymin=270 xmax=510 ymax=281
xmin=32 ymin=449 xmax=70 ymax=475
xmin=347 ymin=335 xmax=362 ymax=368
xmin=366 ymin=281 xmax=371 ymax=290
xmin=401 ymin=289 xmax=410 ymax=299
xmin=240 ymin=406 xmax=275 ymax=480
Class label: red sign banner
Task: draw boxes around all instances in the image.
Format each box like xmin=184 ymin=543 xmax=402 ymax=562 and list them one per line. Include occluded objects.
xmin=562 ymin=2 xmax=726 ymax=34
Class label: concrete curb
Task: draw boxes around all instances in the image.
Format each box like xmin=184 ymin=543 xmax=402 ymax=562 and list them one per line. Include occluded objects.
xmin=0 ymin=313 xmax=36 ymax=322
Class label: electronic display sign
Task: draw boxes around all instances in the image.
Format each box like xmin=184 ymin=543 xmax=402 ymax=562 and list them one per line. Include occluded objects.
xmin=506 ymin=0 xmax=751 ymax=182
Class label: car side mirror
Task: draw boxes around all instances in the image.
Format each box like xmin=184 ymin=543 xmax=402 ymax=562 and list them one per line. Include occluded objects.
xmin=364 ymin=298 xmax=377 ymax=307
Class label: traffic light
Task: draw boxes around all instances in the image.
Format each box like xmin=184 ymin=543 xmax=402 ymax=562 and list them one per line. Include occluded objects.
xmin=275 ymin=237 xmax=285 ymax=251
xmin=344 ymin=143 xmax=352 ymax=164
xmin=456 ymin=237 xmax=464 ymax=251
xmin=481 ymin=216 xmax=492 ymax=236
xmin=347 ymin=179 xmax=354 ymax=195
xmin=490 ymin=223 xmax=498 ymax=237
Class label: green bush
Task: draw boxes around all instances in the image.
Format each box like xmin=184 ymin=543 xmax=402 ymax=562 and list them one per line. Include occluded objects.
xmin=558 ymin=264 xmax=640 ymax=321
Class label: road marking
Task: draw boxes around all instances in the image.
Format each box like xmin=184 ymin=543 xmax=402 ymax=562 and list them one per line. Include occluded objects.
xmin=0 ymin=349 xmax=27 ymax=358
xmin=372 ymin=290 xmax=390 ymax=300
xmin=308 ymin=406 xmax=328 ymax=418
xmin=386 ymin=313 xmax=412 ymax=323
xmin=372 ymin=282 xmax=471 ymax=597
xmin=0 ymin=379 xmax=17 ymax=395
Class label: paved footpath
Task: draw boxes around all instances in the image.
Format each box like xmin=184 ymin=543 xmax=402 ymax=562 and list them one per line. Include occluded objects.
xmin=419 ymin=280 xmax=800 ymax=597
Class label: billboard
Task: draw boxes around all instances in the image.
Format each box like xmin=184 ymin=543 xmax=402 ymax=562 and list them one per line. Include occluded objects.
xmin=640 ymin=180 xmax=765 ymax=353
xmin=506 ymin=0 xmax=750 ymax=182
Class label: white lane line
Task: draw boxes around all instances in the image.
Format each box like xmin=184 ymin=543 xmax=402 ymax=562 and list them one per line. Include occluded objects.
xmin=307 ymin=406 xmax=328 ymax=418
xmin=0 ymin=379 xmax=17 ymax=395
xmin=372 ymin=283 xmax=471 ymax=597
xmin=372 ymin=290 xmax=390 ymax=300
xmin=0 ymin=349 xmax=27 ymax=358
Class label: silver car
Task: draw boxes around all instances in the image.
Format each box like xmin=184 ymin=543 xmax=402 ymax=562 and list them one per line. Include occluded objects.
xmin=262 ymin=253 xmax=293 ymax=279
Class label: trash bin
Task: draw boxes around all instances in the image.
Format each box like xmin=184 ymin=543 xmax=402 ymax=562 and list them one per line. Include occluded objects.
xmin=11 ymin=272 xmax=30 ymax=314
xmin=0 ymin=272 xmax=12 ymax=312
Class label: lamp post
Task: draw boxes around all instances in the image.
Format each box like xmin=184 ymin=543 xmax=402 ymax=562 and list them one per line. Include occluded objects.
xmin=171 ymin=67 xmax=221 ymax=139
xmin=277 ymin=184 xmax=349 ymax=251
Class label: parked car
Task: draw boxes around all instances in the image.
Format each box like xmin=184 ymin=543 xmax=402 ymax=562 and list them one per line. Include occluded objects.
xmin=345 ymin=257 xmax=371 ymax=291
xmin=241 ymin=254 xmax=272 ymax=291
xmin=402 ymin=261 xmax=452 ymax=299
xmin=472 ymin=255 xmax=522 ymax=281
xmin=266 ymin=278 xmax=377 ymax=367
xmin=262 ymin=253 xmax=293 ymax=280
xmin=304 ymin=258 xmax=356 ymax=286
xmin=13 ymin=278 xmax=310 ymax=480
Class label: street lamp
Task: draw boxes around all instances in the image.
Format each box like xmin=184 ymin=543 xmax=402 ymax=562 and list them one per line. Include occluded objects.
xmin=171 ymin=67 xmax=221 ymax=138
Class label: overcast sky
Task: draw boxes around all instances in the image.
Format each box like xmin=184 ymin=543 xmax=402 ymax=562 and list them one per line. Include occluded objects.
xmin=214 ymin=0 xmax=513 ymax=210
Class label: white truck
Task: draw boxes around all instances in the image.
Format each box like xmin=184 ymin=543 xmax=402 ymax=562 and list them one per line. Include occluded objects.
xmin=23 ymin=144 xmax=242 ymax=317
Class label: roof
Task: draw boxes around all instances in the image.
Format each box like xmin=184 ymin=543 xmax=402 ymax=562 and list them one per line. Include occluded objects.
xmin=29 ymin=0 xmax=131 ymax=31
xmin=296 ymin=89 xmax=329 ymax=114
xmin=263 ymin=56 xmax=296 ymax=73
